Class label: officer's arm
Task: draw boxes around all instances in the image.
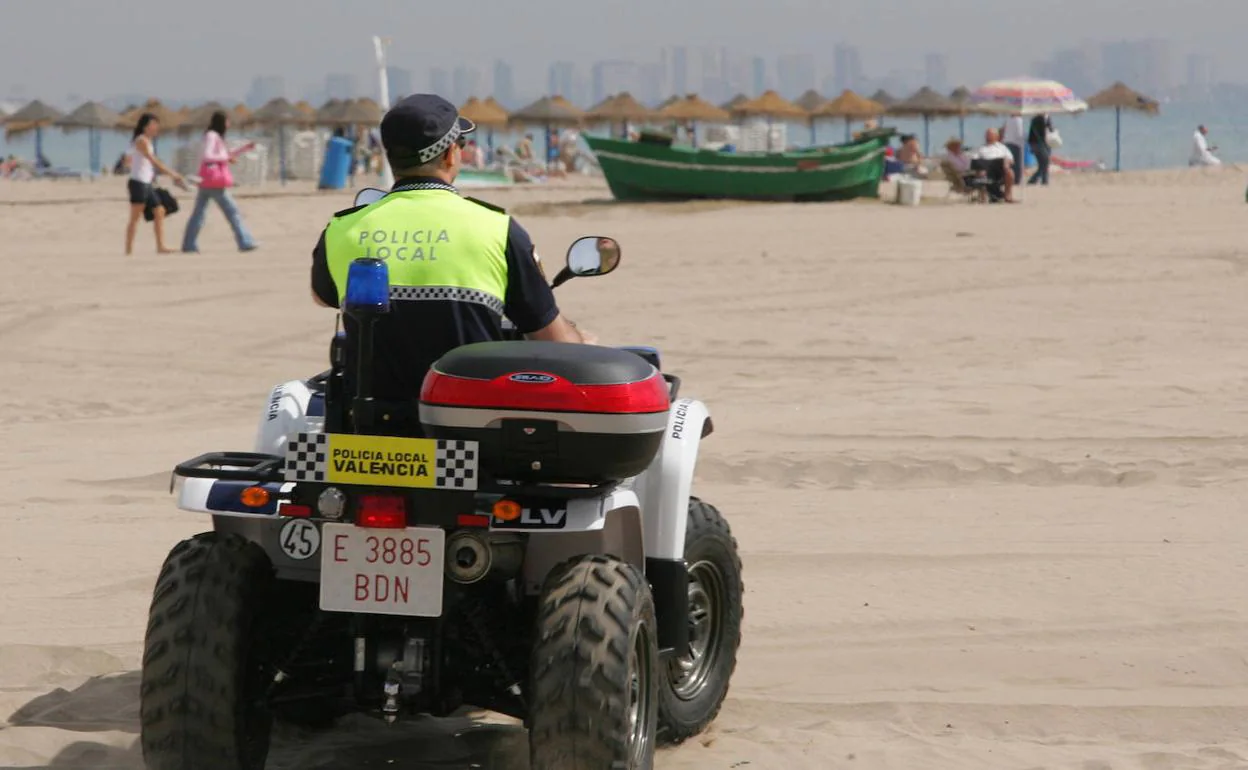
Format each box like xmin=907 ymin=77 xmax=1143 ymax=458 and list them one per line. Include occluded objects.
xmin=502 ymin=219 xmax=586 ymax=344
xmin=310 ymin=229 xmax=339 ymax=309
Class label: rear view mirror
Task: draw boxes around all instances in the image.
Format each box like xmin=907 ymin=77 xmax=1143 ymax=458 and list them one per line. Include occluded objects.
xmin=566 ymin=236 xmax=622 ymax=277
xmin=353 ymin=187 xmax=387 ymax=207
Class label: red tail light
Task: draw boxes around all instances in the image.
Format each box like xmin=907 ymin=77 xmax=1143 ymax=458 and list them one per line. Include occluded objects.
xmin=456 ymin=513 xmax=491 ymax=528
xmin=280 ymin=503 xmax=312 ymax=518
xmin=356 ymin=494 xmax=407 ymax=529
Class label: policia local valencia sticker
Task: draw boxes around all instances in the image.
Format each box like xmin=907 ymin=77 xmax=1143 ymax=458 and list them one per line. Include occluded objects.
xmin=284 ymin=432 xmax=478 ymax=490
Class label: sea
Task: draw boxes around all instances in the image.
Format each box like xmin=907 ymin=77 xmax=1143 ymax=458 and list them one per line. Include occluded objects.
xmin=3 ymin=100 xmax=1246 ymax=175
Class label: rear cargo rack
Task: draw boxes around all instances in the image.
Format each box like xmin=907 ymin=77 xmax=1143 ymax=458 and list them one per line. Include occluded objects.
xmin=171 ymin=452 xmax=285 ymax=490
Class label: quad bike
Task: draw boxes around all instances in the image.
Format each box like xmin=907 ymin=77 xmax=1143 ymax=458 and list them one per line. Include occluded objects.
xmin=140 ymin=188 xmax=743 ymax=770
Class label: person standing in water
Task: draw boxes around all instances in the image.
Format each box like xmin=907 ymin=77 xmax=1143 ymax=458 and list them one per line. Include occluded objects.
xmin=125 ymin=113 xmax=186 ymax=255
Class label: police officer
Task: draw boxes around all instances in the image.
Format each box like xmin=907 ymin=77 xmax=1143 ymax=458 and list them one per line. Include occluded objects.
xmin=311 ymin=94 xmax=588 ymax=406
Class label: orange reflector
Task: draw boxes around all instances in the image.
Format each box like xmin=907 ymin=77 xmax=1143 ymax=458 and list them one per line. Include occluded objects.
xmin=492 ymin=499 xmax=521 ymax=521
xmin=240 ymin=486 xmax=271 ymax=508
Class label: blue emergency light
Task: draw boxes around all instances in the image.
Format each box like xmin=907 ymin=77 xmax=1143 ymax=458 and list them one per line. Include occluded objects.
xmin=344 ymin=258 xmax=390 ymax=314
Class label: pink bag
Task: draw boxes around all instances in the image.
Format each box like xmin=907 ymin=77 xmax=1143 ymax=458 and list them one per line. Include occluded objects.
xmin=198 ymin=159 xmax=233 ymax=189
xmin=197 ymin=131 xmax=234 ymax=188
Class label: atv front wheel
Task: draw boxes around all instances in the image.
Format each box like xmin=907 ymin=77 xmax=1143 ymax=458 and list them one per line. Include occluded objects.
xmin=529 ymin=554 xmax=659 ymax=769
xmin=140 ymin=532 xmax=275 ymax=770
xmin=658 ymin=497 xmax=744 ymax=744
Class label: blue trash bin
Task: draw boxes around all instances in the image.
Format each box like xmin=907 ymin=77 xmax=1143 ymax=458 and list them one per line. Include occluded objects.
xmin=319 ymin=136 xmax=353 ymax=190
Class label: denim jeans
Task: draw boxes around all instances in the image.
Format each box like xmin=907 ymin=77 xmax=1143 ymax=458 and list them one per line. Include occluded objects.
xmin=182 ymin=187 xmax=256 ymax=251
xmin=1028 ymin=143 xmax=1051 ymax=185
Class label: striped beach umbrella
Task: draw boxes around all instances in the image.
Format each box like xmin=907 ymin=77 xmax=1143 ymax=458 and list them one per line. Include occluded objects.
xmin=970 ymin=77 xmax=1087 ymax=116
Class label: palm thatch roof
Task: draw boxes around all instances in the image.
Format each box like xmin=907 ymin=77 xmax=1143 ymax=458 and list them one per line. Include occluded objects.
xmin=888 ymin=87 xmax=962 ymax=117
xmin=585 ymin=92 xmax=655 ymax=123
xmin=509 ymin=95 xmax=584 ymax=126
xmin=869 ymin=89 xmax=897 ymax=108
xmin=794 ymin=89 xmax=828 ymax=112
xmin=1086 ymin=82 xmax=1160 ymax=114
xmin=253 ymin=97 xmax=304 ymax=125
xmin=119 ymin=99 xmax=182 ymax=130
xmin=813 ymin=90 xmax=885 ymax=119
xmin=731 ymin=90 xmax=808 ymax=120
xmin=459 ymin=96 xmax=510 ymax=128
xmin=658 ymin=94 xmax=731 ymax=122
xmin=55 ymin=101 xmax=123 ymax=130
xmin=720 ymin=93 xmax=750 ymax=110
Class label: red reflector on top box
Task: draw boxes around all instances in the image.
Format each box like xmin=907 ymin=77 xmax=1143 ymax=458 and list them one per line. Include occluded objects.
xmin=419 ymin=341 xmax=671 ymax=483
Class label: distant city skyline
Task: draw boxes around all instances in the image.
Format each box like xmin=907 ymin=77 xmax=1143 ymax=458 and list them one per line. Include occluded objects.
xmin=7 ymin=38 xmax=1230 ymax=115
xmin=1 ymin=0 xmax=1245 ymax=108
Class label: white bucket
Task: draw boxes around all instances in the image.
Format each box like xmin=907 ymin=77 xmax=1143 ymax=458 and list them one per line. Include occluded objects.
xmin=897 ymin=177 xmax=922 ymax=206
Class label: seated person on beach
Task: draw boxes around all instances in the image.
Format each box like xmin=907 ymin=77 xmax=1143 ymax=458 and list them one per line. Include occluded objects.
xmin=897 ymin=134 xmax=926 ymax=176
xmin=971 ymin=129 xmax=1016 ymax=202
xmin=516 ymin=134 xmax=534 ymax=161
xmin=944 ymin=138 xmax=972 ymax=174
xmin=1189 ymin=125 xmax=1221 ymax=167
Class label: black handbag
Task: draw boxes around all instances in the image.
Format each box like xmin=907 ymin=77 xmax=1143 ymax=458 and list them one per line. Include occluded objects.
xmin=144 ymin=187 xmax=180 ymax=221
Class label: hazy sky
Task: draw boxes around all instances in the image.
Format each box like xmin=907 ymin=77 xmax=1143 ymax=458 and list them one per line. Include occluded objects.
xmin=3 ymin=0 xmax=1245 ymax=101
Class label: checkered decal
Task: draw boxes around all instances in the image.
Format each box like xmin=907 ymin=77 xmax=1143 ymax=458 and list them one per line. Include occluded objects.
xmin=435 ymin=441 xmax=478 ymax=489
xmin=285 ymin=432 xmax=328 ymax=482
xmin=390 ymin=285 xmax=505 ymax=316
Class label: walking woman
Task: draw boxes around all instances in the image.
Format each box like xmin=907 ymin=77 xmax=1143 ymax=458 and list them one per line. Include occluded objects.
xmin=182 ymin=110 xmax=258 ymax=252
xmin=1027 ymin=113 xmax=1053 ymax=186
xmin=125 ymin=113 xmax=186 ymax=255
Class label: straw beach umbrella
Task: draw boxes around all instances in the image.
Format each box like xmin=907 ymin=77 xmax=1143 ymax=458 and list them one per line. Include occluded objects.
xmin=119 ymin=99 xmax=183 ymax=131
xmin=870 ymin=90 xmax=897 ymax=110
xmin=720 ymin=93 xmax=750 ymax=111
xmin=178 ymin=101 xmax=227 ymax=134
xmin=231 ymin=103 xmax=253 ymax=127
xmin=658 ymin=94 xmax=729 ymax=147
xmin=55 ymin=101 xmax=123 ymax=173
xmin=732 ymin=90 xmax=809 ymax=150
xmin=889 ymin=87 xmax=962 ymax=153
xmin=585 ymin=92 xmax=654 ymax=138
xmin=3 ymin=100 xmax=65 ymax=166
xmin=252 ymin=97 xmax=303 ymax=184
xmin=510 ymin=96 xmax=583 ymax=165
xmin=794 ymin=89 xmax=828 ymax=144
xmin=813 ymin=90 xmax=885 ymax=141
xmin=1086 ymin=81 xmax=1159 ymax=172
xmin=948 ymin=86 xmax=984 ymax=141
xmin=458 ymin=96 xmax=509 ymax=154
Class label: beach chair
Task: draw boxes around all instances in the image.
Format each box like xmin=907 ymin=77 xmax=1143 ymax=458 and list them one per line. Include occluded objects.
xmin=941 ymin=160 xmax=987 ymax=203
xmin=970 ymin=158 xmax=1007 ymax=203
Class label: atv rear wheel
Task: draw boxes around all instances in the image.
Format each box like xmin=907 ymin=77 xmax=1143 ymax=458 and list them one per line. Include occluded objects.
xmin=658 ymin=497 xmax=743 ymax=744
xmin=529 ymin=554 xmax=659 ymax=770
xmin=140 ymin=532 xmax=275 ymax=770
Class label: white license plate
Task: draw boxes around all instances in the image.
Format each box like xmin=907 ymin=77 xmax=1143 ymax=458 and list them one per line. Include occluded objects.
xmin=319 ymin=523 xmax=445 ymax=617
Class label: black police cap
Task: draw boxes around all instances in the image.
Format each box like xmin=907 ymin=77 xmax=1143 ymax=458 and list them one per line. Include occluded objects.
xmin=380 ymin=94 xmax=476 ymax=167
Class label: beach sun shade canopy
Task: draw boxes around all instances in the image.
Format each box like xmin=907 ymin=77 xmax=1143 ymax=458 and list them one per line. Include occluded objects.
xmin=813 ymin=90 xmax=886 ymax=119
xmin=658 ymin=94 xmax=731 ymax=122
xmin=323 ymin=98 xmax=383 ymax=126
xmin=794 ymin=89 xmax=828 ymax=113
xmin=508 ymin=96 xmax=584 ymax=126
xmin=254 ymin=97 xmax=305 ymax=125
xmin=731 ymin=90 xmax=808 ymax=120
xmin=55 ymin=101 xmax=124 ymax=130
xmin=585 ymin=92 xmax=656 ymax=123
xmin=178 ymin=101 xmax=228 ymax=130
xmin=118 ymin=99 xmax=184 ymax=130
xmin=720 ymin=93 xmax=750 ymax=110
xmin=1086 ymin=82 xmax=1160 ymax=114
xmin=4 ymin=99 xmax=65 ymax=136
xmin=970 ymin=77 xmax=1088 ymax=115
xmin=869 ymin=90 xmax=897 ymax=108
xmin=458 ymin=97 xmax=509 ymax=128
xmin=888 ymin=87 xmax=962 ymax=117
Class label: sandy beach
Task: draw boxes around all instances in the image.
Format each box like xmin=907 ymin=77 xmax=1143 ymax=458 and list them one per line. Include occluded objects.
xmin=2 ymin=168 xmax=1247 ymax=769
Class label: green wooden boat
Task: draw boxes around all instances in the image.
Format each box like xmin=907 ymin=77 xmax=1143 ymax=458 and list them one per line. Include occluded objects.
xmin=582 ymin=130 xmax=894 ymax=202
